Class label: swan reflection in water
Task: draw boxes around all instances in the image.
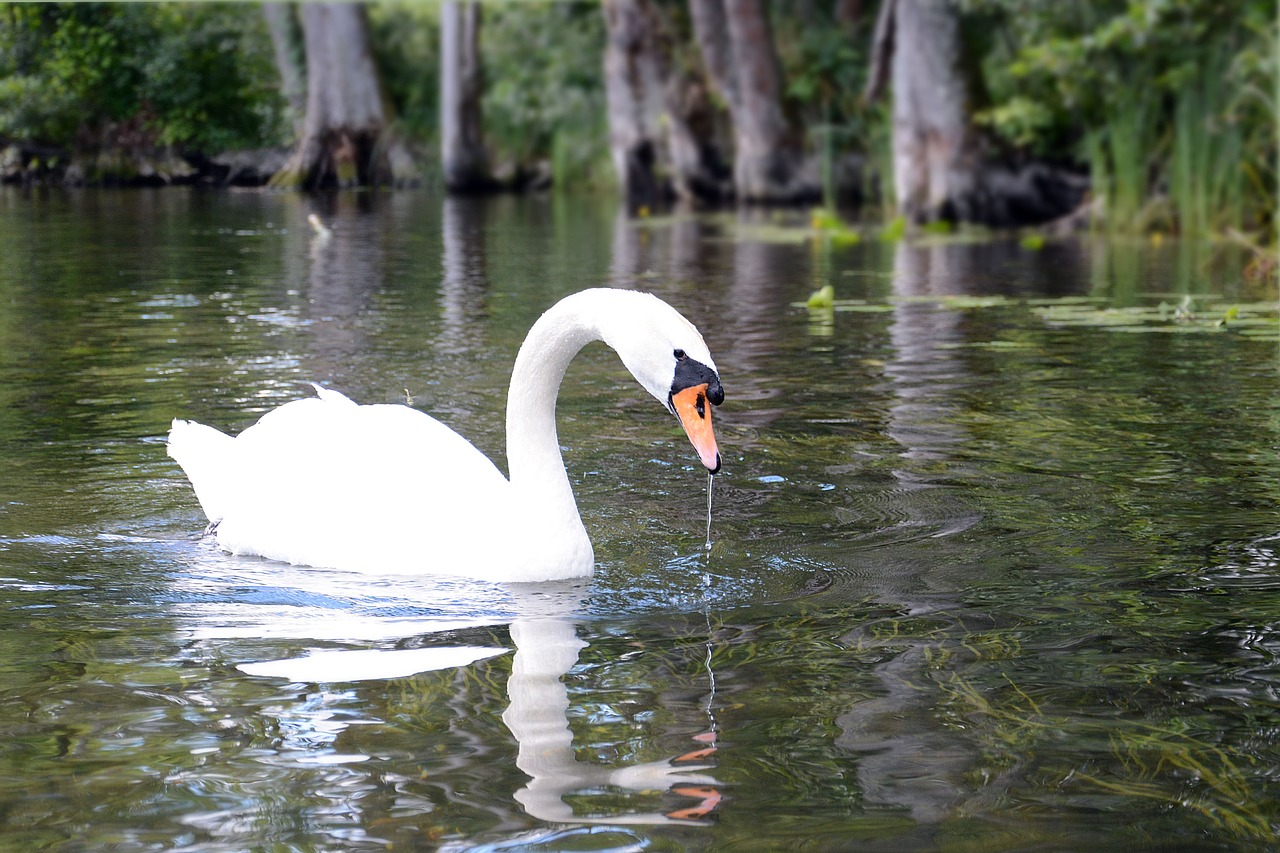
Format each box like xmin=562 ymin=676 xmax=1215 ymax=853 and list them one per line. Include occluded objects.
xmin=196 ymin=569 xmax=723 ymax=829
xmin=501 ymin=606 xmax=721 ymax=826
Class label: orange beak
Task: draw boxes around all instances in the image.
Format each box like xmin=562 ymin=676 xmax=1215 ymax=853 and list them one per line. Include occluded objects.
xmin=671 ymin=383 xmax=721 ymax=473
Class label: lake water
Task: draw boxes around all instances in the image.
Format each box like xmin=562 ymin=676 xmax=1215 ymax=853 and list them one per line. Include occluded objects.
xmin=1 ymin=187 xmax=1278 ymax=851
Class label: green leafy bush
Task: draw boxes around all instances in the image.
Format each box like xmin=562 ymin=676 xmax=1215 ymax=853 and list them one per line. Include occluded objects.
xmin=482 ymin=3 xmax=610 ymax=186
xmin=957 ymin=0 xmax=1274 ymax=233
xmin=0 ymin=3 xmax=287 ymax=152
xmin=369 ymin=2 xmax=440 ymax=141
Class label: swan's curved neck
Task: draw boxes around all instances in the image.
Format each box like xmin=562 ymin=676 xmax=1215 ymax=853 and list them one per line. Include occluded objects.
xmin=505 ymin=296 xmax=601 ymax=516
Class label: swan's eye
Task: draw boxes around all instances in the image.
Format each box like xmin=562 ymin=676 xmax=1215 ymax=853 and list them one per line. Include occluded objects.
xmin=674 ymin=349 xmax=687 ymax=361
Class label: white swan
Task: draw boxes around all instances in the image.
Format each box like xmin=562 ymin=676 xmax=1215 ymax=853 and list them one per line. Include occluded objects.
xmin=168 ymin=288 xmax=724 ymax=582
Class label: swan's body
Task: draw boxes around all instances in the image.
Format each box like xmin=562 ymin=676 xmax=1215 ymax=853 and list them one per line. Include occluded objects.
xmin=168 ymin=288 xmax=723 ymax=582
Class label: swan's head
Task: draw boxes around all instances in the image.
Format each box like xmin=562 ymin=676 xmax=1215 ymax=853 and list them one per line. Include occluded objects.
xmin=594 ymin=290 xmax=725 ymax=474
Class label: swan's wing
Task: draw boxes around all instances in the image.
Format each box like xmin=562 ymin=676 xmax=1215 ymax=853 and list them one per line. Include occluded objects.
xmin=175 ymin=392 xmax=513 ymax=573
xmin=169 ymin=395 xmax=363 ymax=525
xmin=235 ymin=395 xmax=509 ymax=496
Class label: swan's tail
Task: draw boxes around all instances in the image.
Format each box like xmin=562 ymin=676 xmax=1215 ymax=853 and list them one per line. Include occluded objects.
xmin=167 ymin=419 xmax=236 ymax=523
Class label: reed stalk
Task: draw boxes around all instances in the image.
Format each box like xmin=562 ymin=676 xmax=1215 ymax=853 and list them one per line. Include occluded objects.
xmin=1171 ymin=51 xmax=1243 ymax=236
xmin=1106 ymin=98 xmax=1157 ymax=231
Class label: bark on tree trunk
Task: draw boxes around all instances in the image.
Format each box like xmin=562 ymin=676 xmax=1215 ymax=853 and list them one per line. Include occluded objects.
xmin=601 ymin=0 xmax=729 ymax=206
xmin=888 ymin=0 xmax=983 ymax=223
xmin=262 ymin=3 xmax=307 ymax=139
xmin=863 ymin=0 xmax=894 ymax=104
xmin=684 ymin=0 xmax=739 ymax=202
xmin=873 ymin=0 xmax=1086 ymax=226
xmin=602 ymin=0 xmax=667 ymax=207
xmin=664 ymin=72 xmax=733 ymax=203
xmin=270 ymin=2 xmax=417 ymax=189
xmin=695 ymin=0 xmax=812 ymax=203
xmin=689 ymin=0 xmax=739 ymax=117
xmin=440 ymin=2 xmax=493 ymax=192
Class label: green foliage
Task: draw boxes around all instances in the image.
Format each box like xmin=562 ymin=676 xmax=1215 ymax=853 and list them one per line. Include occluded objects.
xmin=370 ymin=2 xmax=611 ymax=186
xmin=809 ymin=207 xmax=843 ymax=230
xmin=781 ymin=20 xmax=865 ymax=117
xmin=957 ymin=0 xmax=1275 ymax=233
xmin=368 ymin=3 xmax=440 ymax=141
xmin=1222 ymin=8 xmax=1277 ymax=239
xmin=481 ymin=3 xmax=610 ymax=187
xmin=973 ymin=95 xmax=1054 ymax=149
xmin=879 ymin=216 xmax=907 ymax=242
xmin=1171 ymin=50 xmax=1244 ymax=235
xmin=776 ymin=9 xmax=872 ymax=206
xmin=1095 ymin=93 xmax=1160 ymax=231
xmin=142 ymin=5 xmax=287 ymax=150
xmin=0 ymin=3 xmax=287 ymax=152
xmin=805 ymin=284 xmax=835 ymax=309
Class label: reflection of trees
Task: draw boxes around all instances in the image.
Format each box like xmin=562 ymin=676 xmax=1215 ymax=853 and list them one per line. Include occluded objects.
xmin=883 ymin=242 xmax=974 ymax=460
xmin=419 ymin=194 xmax=500 ymax=451
xmin=296 ymin=193 xmax=385 ymax=384
xmin=437 ymin=196 xmax=490 ymax=357
xmin=720 ymin=209 xmax=801 ymax=421
xmin=826 ymin=240 xmax=1090 ymax=824
xmin=0 ymin=191 xmax=220 ymax=444
xmin=822 ymin=240 xmax=982 ymax=825
xmin=600 ymin=221 xmax=996 ymax=829
xmin=284 ymin=192 xmax=495 ymax=409
xmin=823 ymin=237 xmax=1280 ymax=836
xmin=0 ymin=191 xmax=320 ymax=528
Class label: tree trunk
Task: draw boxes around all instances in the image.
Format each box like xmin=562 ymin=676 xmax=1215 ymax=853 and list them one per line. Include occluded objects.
xmin=664 ymin=73 xmax=734 ymax=203
xmin=601 ymin=0 xmax=728 ymax=206
xmin=262 ymin=3 xmax=307 ymax=139
xmin=601 ymin=0 xmax=672 ymax=208
xmin=683 ymin=0 xmax=739 ymax=201
xmin=887 ymin=0 xmax=983 ymax=223
xmin=689 ymin=0 xmax=739 ymax=117
xmin=863 ymin=0 xmax=894 ymax=104
xmin=712 ymin=0 xmax=813 ymax=202
xmin=270 ymin=2 xmax=416 ymax=189
xmin=440 ymin=2 xmax=493 ymax=192
xmin=874 ymin=0 xmax=1085 ymax=226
